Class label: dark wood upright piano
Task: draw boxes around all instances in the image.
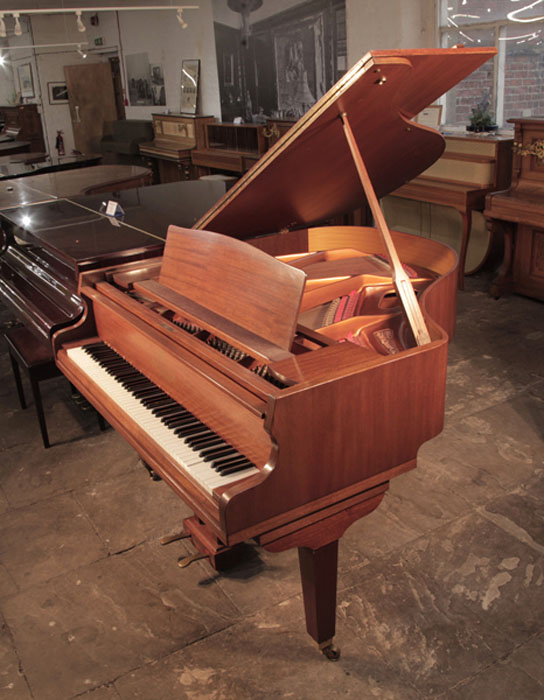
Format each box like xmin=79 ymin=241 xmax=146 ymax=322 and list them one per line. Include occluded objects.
xmin=485 ymin=117 xmax=544 ymax=301
xmin=2 ymin=48 xmax=495 ymax=657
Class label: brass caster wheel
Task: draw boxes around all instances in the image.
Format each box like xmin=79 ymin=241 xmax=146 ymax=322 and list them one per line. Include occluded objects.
xmin=321 ymin=644 xmax=341 ymax=661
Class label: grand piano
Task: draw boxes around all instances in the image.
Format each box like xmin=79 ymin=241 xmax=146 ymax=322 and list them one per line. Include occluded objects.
xmin=1 ymin=48 xmax=494 ymax=657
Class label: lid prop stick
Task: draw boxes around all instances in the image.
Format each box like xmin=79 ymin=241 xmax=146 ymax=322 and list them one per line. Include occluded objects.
xmin=339 ymin=111 xmax=432 ymax=346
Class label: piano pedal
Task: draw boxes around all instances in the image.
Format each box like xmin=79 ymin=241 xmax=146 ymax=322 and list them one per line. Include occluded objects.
xmin=177 ymin=516 xmax=234 ymax=571
xmin=160 ymin=530 xmax=191 ymax=546
xmin=140 ymin=460 xmax=162 ymax=481
xmin=319 ymin=640 xmax=341 ymax=661
xmin=177 ymin=551 xmax=208 ymax=568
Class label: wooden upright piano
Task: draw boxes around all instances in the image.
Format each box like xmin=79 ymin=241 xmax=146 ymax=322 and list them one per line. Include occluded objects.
xmin=139 ymin=114 xmax=214 ymax=183
xmin=485 ymin=117 xmax=544 ymax=301
xmin=0 ymin=104 xmax=45 ymax=153
xmin=388 ymin=132 xmax=512 ymax=288
xmin=11 ymin=48 xmax=494 ymax=657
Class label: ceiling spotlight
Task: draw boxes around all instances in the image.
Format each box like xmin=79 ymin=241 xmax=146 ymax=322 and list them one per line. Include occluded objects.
xmin=0 ymin=14 xmax=6 ymax=38
xmin=13 ymin=12 xmax=22 ymax=36
xmin=77 ymin=44 xmax=87 ymax=59
xmin=177 ymin=8 xmax=188 ymax=29
xmin=75 ymin=11 xmax=86 ymax=33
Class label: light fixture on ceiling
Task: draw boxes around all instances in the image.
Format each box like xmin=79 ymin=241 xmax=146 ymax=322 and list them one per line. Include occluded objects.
xmin=0 ymin=7 xmax=199 ymax=32
xmin=177 ymin=8 xmax=188 ymax=28
xmin=13 ymin=12 xmax=22 ymax=36
xmin=227 ymin=0 xmax=263 ymax=47
xmin=77 ymin=43 xmax=87 ymax=58
xmin=0 ymin=41 xmax=89 ymax=51
xmin=75 ymin=10 xmax=86 ymax=32
xmin=0 ymin=14 xmax=6 ymax=38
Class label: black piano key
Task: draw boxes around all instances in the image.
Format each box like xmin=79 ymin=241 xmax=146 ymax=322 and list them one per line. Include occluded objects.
xmin=220 ymin=462 xmax=254 ymax=476
xmin=162 ymin=415 xmax=195 ymax=428
xmin=142 ymin=395 xmax=171 ymax=408
xmin=202 ymin=447 xmax=237 ymax=462
xmin=138 ymin=389 xmax=167 ymax=401
xmin=197 ymin=440 xmax=228 ymax=455
xmin=173 ymin=421 xmax=206 ymax=436
xmin=212 ymin=455 xmax=248 ymax=471
xmin=152 ymin=403 xmax=180 ymax=416
xmin=186 ymin=431 xmax=216 ymax=447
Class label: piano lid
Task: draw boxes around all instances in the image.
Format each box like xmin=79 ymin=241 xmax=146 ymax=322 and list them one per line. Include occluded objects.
xmin=196 ymin=47 xmax=496 ymax=239
xmin=0 ymin=199 xmax=164 ymax=276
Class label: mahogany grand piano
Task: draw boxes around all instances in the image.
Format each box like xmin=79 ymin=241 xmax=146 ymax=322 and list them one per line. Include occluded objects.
xmin=2 ymin=48 xmax=494 ymax=657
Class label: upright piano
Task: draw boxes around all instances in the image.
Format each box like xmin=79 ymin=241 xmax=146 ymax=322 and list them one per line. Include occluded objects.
xmin=4 ymin=48 xmax=495 ymax=657
xmin=485 ymin=117 xmax=544 ymax=301
xmin=388 ymin=132 xmax=512 ymax=288
xmin=139 ymin=114 xmax=215 ymax=183
xmin=0 ymin=104 xmax=45 ymax=153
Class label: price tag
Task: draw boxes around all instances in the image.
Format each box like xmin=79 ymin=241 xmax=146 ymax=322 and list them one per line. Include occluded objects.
xmin=105 ymin=200 xmax=118 ymax=217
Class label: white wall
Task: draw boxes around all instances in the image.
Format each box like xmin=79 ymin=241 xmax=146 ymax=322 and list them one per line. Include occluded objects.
xmin=0 ymin=58 xmax=15 ymax=104
xmin=1 ymin=1 xmax=439 ymax=154
xmin=346 ymin=0 xmax=438 ymax=68
xmin=115 ymin=1 xmax=221 ymax=120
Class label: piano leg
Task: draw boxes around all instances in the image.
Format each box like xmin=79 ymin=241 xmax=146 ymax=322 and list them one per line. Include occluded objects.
xmin=488 ymin=219 xmax=515 ymax=299
xmin=457 ymin=208 xmax=472 ymax=291
xmin=298 ymin=541 xmax=341 ymax=660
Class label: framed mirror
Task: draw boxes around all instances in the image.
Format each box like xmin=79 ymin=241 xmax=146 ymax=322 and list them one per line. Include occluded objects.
xmin=180 ymin=59 xmax=200 ymax=114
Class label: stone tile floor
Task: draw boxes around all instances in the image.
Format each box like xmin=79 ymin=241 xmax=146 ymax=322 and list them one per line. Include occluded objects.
xmin=0 ymin=272 xmax=543 ymax=699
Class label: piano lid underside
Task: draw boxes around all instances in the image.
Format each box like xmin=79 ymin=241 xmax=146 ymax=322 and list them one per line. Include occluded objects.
xmin=196 ymin=48 xmax=496 ymax=239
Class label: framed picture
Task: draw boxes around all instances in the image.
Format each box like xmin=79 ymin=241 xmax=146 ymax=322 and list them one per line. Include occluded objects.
xmin=180 ymin=59 xmax=200 ymax=115
xmin=415 ymin=104 xmax=443 ymax=129
xmin=18 ymin=63 xmax=35 ymax=99
xmin=48 ymin=82 xmax=69 ymax=105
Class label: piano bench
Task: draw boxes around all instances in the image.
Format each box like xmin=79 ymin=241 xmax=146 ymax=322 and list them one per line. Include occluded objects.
xmin=4 ymin=327 xmax=105 ymax=448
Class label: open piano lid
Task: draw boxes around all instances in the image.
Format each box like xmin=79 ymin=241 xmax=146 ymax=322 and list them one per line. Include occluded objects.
xmin=196 ymin=47 xmax=496 ymax=239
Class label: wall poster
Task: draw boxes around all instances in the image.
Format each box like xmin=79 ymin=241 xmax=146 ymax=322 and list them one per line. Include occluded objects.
xmin=211 ymin=0 xmax=346 ymax=123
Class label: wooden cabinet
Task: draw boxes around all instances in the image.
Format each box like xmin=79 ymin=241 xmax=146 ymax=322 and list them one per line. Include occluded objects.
xmin=0 ymin=104 xmax=45 ymax=152
xmin=139 ymin=114 xmax=214 ymax=183
xmin=191 ymin=122 xmax=269 ymax=175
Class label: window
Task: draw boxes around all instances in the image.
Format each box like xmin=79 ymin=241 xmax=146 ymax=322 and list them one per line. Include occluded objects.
xmin=440 ymin=0 xmax=544 ymax=126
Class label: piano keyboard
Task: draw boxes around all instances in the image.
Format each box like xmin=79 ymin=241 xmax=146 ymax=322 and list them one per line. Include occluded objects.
xmin=66 ymin=342 xmax=260 ymax=494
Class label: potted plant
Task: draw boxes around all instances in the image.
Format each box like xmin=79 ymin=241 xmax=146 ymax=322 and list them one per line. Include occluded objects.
xmin=467 ymin=94 xmax=497 ymax=132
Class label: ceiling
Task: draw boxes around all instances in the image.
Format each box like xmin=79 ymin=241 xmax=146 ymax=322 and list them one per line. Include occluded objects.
xmin=0 ymin=1 xmax=188 ymax=11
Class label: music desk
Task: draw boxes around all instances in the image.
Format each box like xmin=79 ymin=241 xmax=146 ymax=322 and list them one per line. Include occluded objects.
xmin=388 ymin=133 xmax=513 ymax=289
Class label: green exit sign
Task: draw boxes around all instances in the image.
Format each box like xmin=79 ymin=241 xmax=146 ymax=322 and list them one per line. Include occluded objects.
xmin=94 ymin=37 xmax=104 ymax=46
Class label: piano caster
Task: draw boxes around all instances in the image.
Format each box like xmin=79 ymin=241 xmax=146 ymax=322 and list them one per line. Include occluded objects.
xmin=140 ymin=460 xmax=162 ymax=481
xmin=319 ymin=640 xmax=341 ymax=661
